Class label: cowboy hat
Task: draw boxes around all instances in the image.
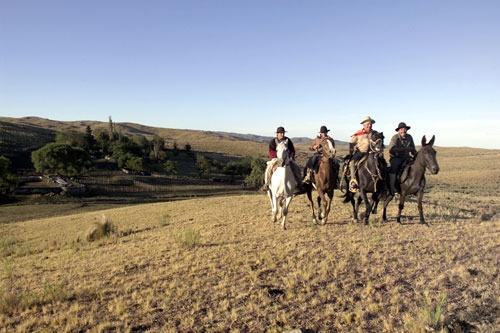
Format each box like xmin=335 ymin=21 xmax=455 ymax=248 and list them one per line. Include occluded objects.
xmin=395 ymin=122 xmax=411 ymax=131
xmin=276 ymin=126 xmax=286 ymax=133
xmin=360 ymin=116 xmax=375 ymax=124
xmin=319 ymin=125 xmax=330 ymax=133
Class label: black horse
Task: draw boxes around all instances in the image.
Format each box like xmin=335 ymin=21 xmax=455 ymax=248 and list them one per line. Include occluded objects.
xmin=382 ymin=135 xmax=439 ymax=225
xmin=342 ymin=131 xmax=388 ymax=225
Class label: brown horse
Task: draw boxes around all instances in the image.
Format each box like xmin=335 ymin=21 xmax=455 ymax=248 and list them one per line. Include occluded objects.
xmin=304 ymin=137 xmax=339 ymax=225
xmin=342 ymin=131 xmax=387 ymax=225
xmin=382 ymin=135 xmax=439 ymax=225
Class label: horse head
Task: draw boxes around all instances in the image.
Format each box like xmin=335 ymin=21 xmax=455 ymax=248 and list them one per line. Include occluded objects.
xmin=420 ymin=135 xmax=439 ymax=174
xmin=276 ymin=141 xmax=290 ymax=167
xmin=369 ymin=131 xmax=385 ymax=156
xmin=322 ymin=137 xmax=336 ymax=159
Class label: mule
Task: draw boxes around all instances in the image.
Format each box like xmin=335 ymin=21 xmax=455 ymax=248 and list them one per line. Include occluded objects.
xmin=304 ymin=137 xmax=339 ymax=225
xmin=342 ymin=131 xmax=388 ymax=225
xmin=382 ymin=135 xmax=439 ymax=225
xmin=266 ymin=141 xmax=296 ymax=230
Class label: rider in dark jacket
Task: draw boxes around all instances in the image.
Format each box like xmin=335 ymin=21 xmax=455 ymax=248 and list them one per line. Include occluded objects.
xmin=261 ymin=126 xmax=305 ymax=194
xmin=388 ymin=122 xmax=417 ymax=194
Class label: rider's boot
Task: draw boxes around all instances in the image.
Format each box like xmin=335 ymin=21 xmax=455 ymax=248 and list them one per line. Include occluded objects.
xmin=260 ymin=167 xmax=273 ymax=191
xmin=302 ymin=168 xmax=312 ymax=185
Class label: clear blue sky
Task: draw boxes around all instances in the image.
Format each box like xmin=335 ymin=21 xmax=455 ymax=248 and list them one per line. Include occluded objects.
xmin=1 ymin=1 xmax=499 ymax=149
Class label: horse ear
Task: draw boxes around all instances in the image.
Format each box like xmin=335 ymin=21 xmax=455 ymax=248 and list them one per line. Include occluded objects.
xmin=428 ymin=135 xmax=435 ymax=146
xmin=421 ymin=135 xmax=427 ymax=146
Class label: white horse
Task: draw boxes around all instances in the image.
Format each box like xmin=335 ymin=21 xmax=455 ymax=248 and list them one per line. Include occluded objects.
xmin=266 ymin=141 xmax=296 ymax=230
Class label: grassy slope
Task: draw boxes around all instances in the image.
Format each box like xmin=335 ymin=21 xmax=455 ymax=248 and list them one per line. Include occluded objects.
xmin=0 ymin=117 xmax=500 ymax=332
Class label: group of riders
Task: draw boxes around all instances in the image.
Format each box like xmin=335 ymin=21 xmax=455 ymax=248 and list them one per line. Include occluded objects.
xmin=261 ymin=116 xmax=417 ymax=196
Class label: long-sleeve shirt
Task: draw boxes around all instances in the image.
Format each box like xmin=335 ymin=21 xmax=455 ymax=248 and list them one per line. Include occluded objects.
xmin=388 ymin=134 xmax=416 ymax=159
xmin=310 ymin=135 xmax=336 ymax=153
xmin=268 ymin=137 xmax=296 ymax=159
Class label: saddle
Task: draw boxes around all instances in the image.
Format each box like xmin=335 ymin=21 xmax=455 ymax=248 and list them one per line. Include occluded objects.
xmin=398 ymin=158 xmax=414 ymax=185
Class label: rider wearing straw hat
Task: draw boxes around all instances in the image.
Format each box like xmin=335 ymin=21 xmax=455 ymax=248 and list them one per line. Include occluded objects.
xmin=348 ymin=116 xmax=376 ymax=191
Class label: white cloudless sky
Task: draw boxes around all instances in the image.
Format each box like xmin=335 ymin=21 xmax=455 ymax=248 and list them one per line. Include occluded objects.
xmin=1 ymin=0 xmax=499 ymax=149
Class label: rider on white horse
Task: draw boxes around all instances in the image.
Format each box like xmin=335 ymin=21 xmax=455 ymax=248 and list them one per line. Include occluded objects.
xmin=261 ymin=126 xmax=305 ymax=194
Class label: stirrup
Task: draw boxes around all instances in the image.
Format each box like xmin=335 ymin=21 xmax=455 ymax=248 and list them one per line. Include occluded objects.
xmin=261 ymin=184 xmax=269 ymax=191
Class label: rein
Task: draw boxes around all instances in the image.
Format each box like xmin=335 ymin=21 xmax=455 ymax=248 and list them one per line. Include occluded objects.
xmin=363 ymin=152 xmax=384 ymax=192
xmin=363 ymin=135 xmax=384 ymax=191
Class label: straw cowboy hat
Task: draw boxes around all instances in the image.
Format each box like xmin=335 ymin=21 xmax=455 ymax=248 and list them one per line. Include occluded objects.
xmin=276 ymin=126 xmax=286 ymax=133
xmin=319 ymin=126 xmax=330 ymax=133
xmin=395 ymin=122 xmax=411 ymax=131
xmin=360 ymin=116 xmax=376 ymax=124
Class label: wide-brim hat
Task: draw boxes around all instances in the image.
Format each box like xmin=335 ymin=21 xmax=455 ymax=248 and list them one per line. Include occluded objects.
xmin=360 ymin=116 xmax=375 ymax=124
xmin=395 ymin=122 xmax=411 ymax=131
xmin=319 ymin=125 xmax=330 ymax=133
xmin=276 ymin=126 xmax=286 ymax=133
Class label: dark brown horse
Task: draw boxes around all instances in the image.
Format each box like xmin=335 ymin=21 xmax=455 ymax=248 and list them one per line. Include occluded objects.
xmin=305 ymin=137 xmax=339 ymax=225
xmin=342 ymin=131 xmax=387 ymax=225
xmin=382 ymin=135 xmax=439 ymax=225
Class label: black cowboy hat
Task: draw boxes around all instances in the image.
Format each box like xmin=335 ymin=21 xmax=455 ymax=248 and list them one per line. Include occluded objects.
xmin=319 ymin=126 xmax=330 ymax=133
xmin=276 ymin=126 xmax=286 ymax=133
xmin=395 ymin=122 xmax=411 ymax=131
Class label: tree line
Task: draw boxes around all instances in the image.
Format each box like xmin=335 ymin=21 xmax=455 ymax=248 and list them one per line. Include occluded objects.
xmin=0 ymin=118 xmax=267 ymax=196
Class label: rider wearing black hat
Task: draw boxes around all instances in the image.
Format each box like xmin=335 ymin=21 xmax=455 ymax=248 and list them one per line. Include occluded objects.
xmin=388 ymin=122 xmax=417 ymax=194
xmin=302 ymin=125 xmax=336 ymax=185
xmin=261 ymin=126 xmax=305 ymax=194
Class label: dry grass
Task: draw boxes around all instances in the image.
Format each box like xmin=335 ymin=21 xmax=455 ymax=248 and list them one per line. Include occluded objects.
xmin=1 ymin=142 xmax=499 ymax=332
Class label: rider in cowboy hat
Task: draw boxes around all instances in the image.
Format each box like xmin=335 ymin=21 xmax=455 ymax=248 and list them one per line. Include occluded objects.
xmin=388 ymin=121 xmax=417 ymax=195
xmin=348 ymin=116 xmax=376 ymax=191
xmin=302 ymin=125 xmax=336 ymax=185
xmin=261 ymin=126 xmax=305 ymax=194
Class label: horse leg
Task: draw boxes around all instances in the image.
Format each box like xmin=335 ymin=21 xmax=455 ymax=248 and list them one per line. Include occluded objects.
xmin=371 ymin=193 xmax=379 ymax=214
xmin=322 ymin=190 xmax=333 ymax=225
xmin=396 ymin=193 xmax=405 ymax=224
xmin=352 ymin=195 xmax=361 ymax=223
xmin=316 ymin=195 xmax=323 ymax=221
xmin=306 ymin=189 xmax=317 ymax=224
xmin=382 ymin=194 xmax=394 ymax=222
xmin=417 ymin=189 xmax=428 ymax=225
xmin=359 ymin=190 xmax=371 ymax=225
xmin=270 ymin=193 xmax=278 ymax=223
xmin=281 ymin=196 xmax=293 ymax=230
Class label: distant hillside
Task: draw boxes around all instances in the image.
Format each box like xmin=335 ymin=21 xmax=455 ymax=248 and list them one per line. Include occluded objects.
xmin=0 ymin=116 xmax=349 ymax=159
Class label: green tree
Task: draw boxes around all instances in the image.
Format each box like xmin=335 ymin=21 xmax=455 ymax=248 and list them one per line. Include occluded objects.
xmin=55 ymin=130 xmax=86 ymax=147
xmin=31 ymin=143 xmax=91 ymax=176
xmin=125 ymin=156 xmax=145 ymax=172
xmin=83 ymin=125 xmax=98 ymax=154
xmin=0 ymin=156 xmax=18 ymax=195
xmin=245 ymin=157 xmax=266 ymax=186
xmin=130 ymin=135 xmax=150 ymax=157
xmin=164 ymin=160 xmax=177 ymax=175
xmin=196 ymin=154 xmax=212 ymax=176
xmin=151 ymin=135 xmax=166 ymax=161
xmin=94 ymin=130 xmax=111 ymax=155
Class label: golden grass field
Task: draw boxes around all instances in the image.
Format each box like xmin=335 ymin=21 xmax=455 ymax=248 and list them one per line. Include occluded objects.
xmin=1 ymin=142 xmax=499 ymax=332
